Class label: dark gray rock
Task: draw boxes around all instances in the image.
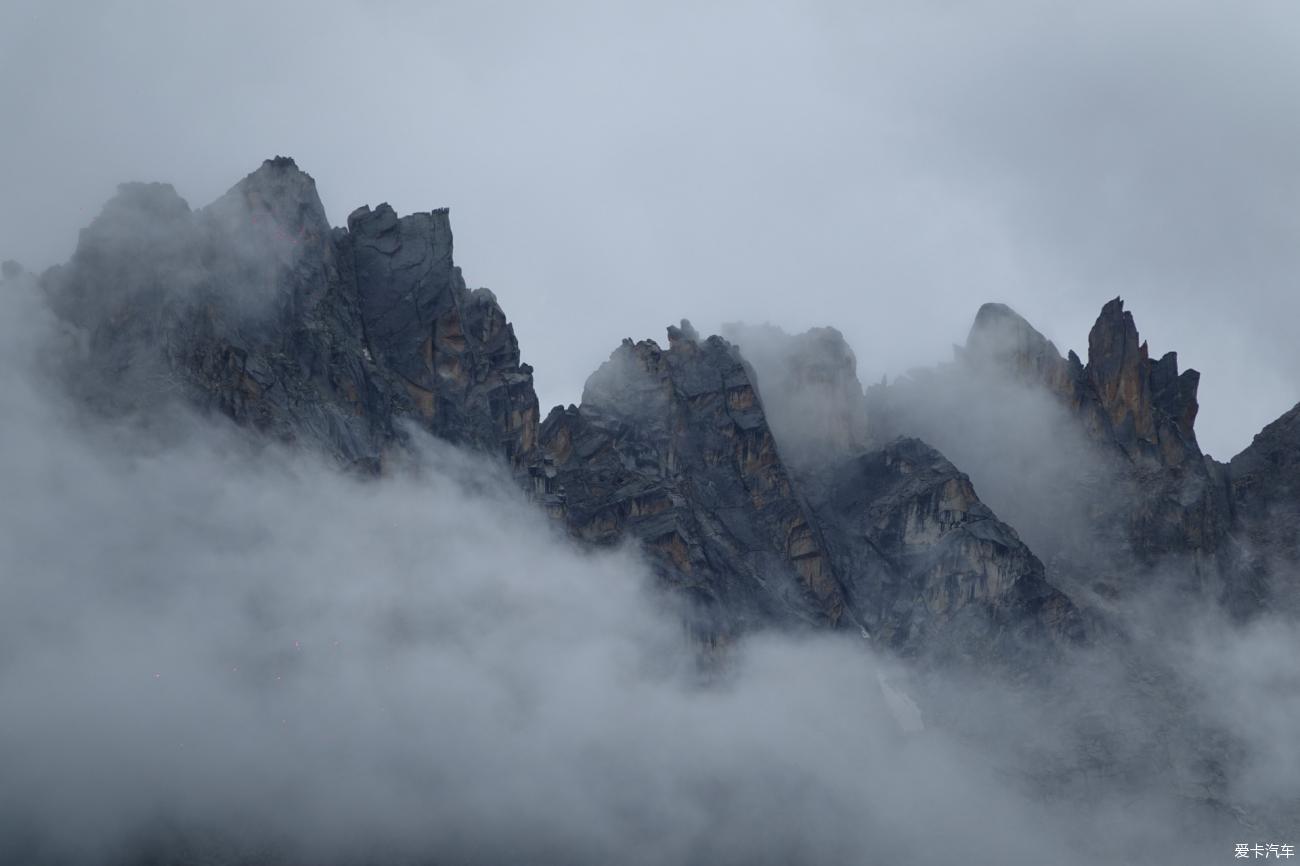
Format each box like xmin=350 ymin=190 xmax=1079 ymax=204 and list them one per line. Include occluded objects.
xmin=347 ymin=202 xmax=538 ymax=468
xmin=532 ymin=321 xmax=1082 ymax=666
xmin=533 ymin=325 xmax=851 ymax=641
xmin=1228 ymin=401 xmax=1300 ymax=613
xmin=866 ymin=297 xmax=1246 ymax=616
xmin=40 ymin=156 xmax=538 ymax=474
xmin=807 ymin=438 xmax=1084 ymax=666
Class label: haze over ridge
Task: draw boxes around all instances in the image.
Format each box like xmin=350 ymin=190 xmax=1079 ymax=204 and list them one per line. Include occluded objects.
xmin=4 ymin=0 xmax=1300 ymax=457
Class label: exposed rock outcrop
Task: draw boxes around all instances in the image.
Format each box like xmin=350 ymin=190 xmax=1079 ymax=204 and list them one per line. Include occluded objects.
xmin=529 ymin=320 xmax=1081 ymax=664
xmin=532 ymin=324 xmax=851 ymax=640
xmin=41 ymin=157 xmax=538 ymax=473
xmin=1084 ymin=298 xmax=1202 ymax=468
xmin=805 ymin=438 xmax=1083 ymax=665
xmin=29 ymin=155 xmax=1296 ymax=658
xmin=1229 ymin=402 xmax=1300 ymax=612
xmin=962 ymin=302 xmax=1077 ymax=397
xmin=867 ymin=298 xmax=1244 ymax=615
xmin=11 ymin=157 xmax=1298 ymax=861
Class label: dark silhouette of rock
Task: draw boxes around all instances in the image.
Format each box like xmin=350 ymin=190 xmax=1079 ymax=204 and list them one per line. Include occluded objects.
xmin=712 ymin=319 xmax=1081 ymax=661
xmin=41 ymin=157 xmax=538 ymax=473
xmin=19 ymin=157 xmax=1300 ymax=857
xmin=867 ymin=297 xmax=1252 ymax=616
xmin=1229 ymin=401 xmax=1300 ymax=613
xmin=528 ymin=320 xmax=1082 ymax=664
xmin=532 ymin=324 xmax=851 ymax=641
xmin=31 ymin=156 xmax=1295 ymax=658
xmin=347 ymin=202 xmax=537 ymax=468
xmin=806 ymin=438 xmax=1083 ymax=666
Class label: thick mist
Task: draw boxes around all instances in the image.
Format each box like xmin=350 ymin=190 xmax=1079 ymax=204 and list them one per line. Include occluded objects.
xmin=2 ymin=266 xmax=1297 ymax=864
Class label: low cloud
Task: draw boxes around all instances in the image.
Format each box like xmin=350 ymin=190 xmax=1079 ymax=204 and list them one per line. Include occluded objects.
xmin=0 ymin=266 xmax=1294 ymax=865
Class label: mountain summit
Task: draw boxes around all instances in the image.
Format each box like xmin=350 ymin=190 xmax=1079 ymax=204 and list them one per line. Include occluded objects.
xmin=7 ymin=159 xmax=1299 ymax=851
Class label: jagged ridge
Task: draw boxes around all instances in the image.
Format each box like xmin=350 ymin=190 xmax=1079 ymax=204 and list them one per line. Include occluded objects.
xmin=10 ymin=156 xmax=1298 ymax=661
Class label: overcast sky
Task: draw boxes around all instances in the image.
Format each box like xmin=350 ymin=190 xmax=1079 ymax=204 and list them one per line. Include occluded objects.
xmin=2 ymin=0 xmax=1298 ymax=458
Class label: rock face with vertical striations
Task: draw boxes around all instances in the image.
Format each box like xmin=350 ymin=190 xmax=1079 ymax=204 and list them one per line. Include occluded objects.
xmin=11 ymin=156 xmax=1300 ymax=862
xmin=1083 ymin=298 xmax=1203 ymax=468
xmin=718 ymin=322 xmax=1082 ymax=662
xmin=22 ymin=157 xmax=1088 ymax=665
xmin=531 ymin=323 xmax=850 ymax=640
xmin=347 ymin=202 xmax=538 ymax=469
xmin=40 ymin=157 xmax=538 ymax=474
xmin=866 ymin=298 xmax=1249 ymax=615
xmin=528 ymin=319 xmax=1083 ymax=664
xmin=24 ymin=155 xmax=1300 ymax=659
xmin=805 ymin=438 xmax=1084 ymax=666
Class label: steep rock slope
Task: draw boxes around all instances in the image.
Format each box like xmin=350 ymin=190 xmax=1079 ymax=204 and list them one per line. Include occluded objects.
xmin=532 ymin=323 xmax=850 ymax=639
xmin=534 ymin=322 xmax=1082 ymax=662
xmin=727 ymin=324 xmax=1083 ymax=659
xmin=19 ymin=157 xmax=1082 ymax=665
xmin=807 ymin=438 xmax=1083 ymax=664
xmin=866 ymin=299 xmax=1243 ymax=613
xmin=1230 ymin=402 xmax=1300 ymax=612
xmin=719 ymin=323 xmax=869 ymax=476
xmin=40 ymin=157 xmax=538 ymax=473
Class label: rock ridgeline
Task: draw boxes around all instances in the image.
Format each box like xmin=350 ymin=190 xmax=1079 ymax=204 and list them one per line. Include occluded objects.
xmin=9 ymin=157 xmax=1296 ymax=661
xmin=867 ymin=298 xmax=1294 ymax=619
xmin=529 ymin=323 xmax=1079 ymax=660
xmin=40 ymin=156 xmax=538 ymax=474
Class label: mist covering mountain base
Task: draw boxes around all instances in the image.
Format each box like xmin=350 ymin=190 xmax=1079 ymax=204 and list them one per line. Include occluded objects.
xmin=2 ymin=158 xmax=1297 ymax=865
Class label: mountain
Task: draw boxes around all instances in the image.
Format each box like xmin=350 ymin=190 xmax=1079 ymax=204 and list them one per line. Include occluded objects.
xmin=1230 ymin=401 xmax=1300 ymax=613
xmin=863 ymin=298 xmax=1284 ymax=621
xmin=532 ymin=323 xmax=1080 ymax=667
xmin=21 ymin=157 xmax=1093 ymax=673
xmin=7 ymin=158 xmax=1300 ymax=851
xmin=41 ymin=157 xmax=539 ymax=474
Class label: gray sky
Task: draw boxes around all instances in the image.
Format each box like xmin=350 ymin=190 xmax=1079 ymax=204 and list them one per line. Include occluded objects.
xmin=3 ymin=0 xmax=1298 ymax=458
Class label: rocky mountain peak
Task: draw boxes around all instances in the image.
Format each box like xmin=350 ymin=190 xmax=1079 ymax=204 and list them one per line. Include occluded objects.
xmin=35 ymin=157 xmax=539 ymax=472
xmin=963 ymin=302 xmax=1073 ymax=395
xmin=210 ymin=155 xmax=332 ymax=243
xmin=966 ymin=302 xmax=1051 ymax=358
xmin=666 ymin=318 xmax=700 ymax=346
xmin=46 ymin=181 xmax=197 ymax=329
xmin=1081 ymin=297 xmax=1201 ymax=464
xmin=1086 ymin=297 xmax=1156 ymax=444
xmin=74 ymin=180 xmax=192 ymax=261
xmin=721 ymin=322 xmax=869 ymax=474
xmin=539 ymin=322 xmax=850 ymax=637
